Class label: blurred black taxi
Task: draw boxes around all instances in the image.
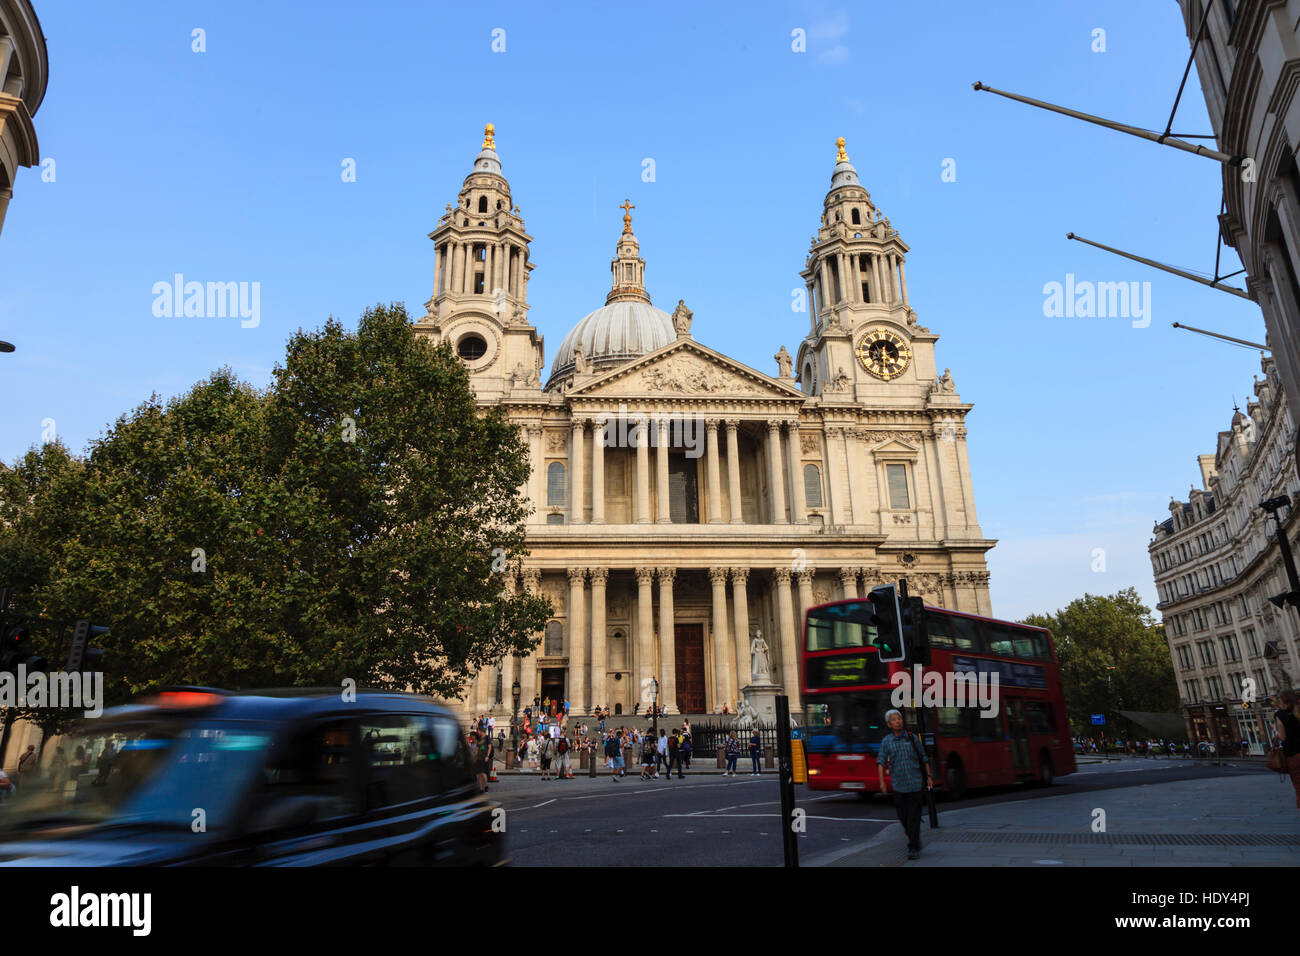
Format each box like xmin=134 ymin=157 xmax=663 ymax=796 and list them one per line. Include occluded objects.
xmin=0 ymin=688 xmax=504 ymax=866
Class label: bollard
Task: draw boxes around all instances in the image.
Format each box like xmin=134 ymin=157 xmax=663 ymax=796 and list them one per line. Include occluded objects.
xmin=716 ymin=747 xmax=725 ymax=769
xmin=764 ymin=746 xmax=775 ymax=769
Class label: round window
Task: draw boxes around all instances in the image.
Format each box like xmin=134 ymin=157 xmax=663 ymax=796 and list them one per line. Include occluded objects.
xmin=457 ymin=334 xmax=488 ymax=361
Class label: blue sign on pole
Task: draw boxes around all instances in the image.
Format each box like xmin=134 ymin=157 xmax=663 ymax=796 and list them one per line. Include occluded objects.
xmin=1090 ymin=714 xmax=1106 ymax=725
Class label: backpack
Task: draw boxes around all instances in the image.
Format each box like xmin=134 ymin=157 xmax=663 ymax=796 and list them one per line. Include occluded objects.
xmin=557 ymin=737 xmax=569 ymax=754
xmin=642 ymin=738 xmax=657 ymax=759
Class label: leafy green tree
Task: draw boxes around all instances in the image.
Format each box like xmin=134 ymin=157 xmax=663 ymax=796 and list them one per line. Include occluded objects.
xmin=6 ymin=302 xmax=548 ymax=704
xmin=1021 ymin=587 xmax=1178 ymax=734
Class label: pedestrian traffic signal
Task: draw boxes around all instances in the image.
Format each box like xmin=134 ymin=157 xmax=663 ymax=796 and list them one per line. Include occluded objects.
xmin=901 ymin=596 xmax=930 ymax=666
xmin=0 ymin=625 xmax=46 ymax=674
xmin=867 ymin=585 xmax=904 ymax=662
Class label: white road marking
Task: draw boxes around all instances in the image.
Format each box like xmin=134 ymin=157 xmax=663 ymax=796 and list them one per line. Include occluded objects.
xmin=533 ymin=799 xmax=557 ymax=808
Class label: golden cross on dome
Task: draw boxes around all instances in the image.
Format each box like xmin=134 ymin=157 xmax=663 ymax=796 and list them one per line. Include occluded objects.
xmin=620 ymin=198 xmax=635 ymax=233
xmin=836 ymin=136 xmax=848 ymax=162
xmin=482 ymin=123 xmax=496 ymax=149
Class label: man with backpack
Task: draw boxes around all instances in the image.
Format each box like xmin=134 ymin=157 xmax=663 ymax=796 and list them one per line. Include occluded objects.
xmin=876 ymin=709 xmax=934 ymax=860
xmin=640 ymin=732 xmax=657 ymax=780
xmin=679 ymin=731 xmax=692 ymax=771
xmin=539 ymin=734 xmax=555 ymax=781
xmin=554 ymin=733 xmax=571 ymax=778
xmin=667 ymin=729 xmax=683 ymax=779
xmin=604 ymin=732 xmax=622 ymax=782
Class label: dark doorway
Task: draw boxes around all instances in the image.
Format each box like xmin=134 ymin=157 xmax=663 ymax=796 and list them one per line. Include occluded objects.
xmin=668 ymin=454 xmax=699 ymax=523
xmin=674 ymin=624 xmax=705 ymax=713
xmin=541 ymin=669 xmax=565 ymax=707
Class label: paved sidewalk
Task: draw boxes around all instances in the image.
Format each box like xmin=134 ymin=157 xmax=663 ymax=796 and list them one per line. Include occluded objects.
xmin=810 ymin=768 xmax=1300 ymax=867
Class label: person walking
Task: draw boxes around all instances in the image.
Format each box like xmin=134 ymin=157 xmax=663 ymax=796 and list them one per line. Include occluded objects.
xmin=876 ymin=709 xmax=934 ymax=860
xmin=554 ymin=734 xmax=571 ymax=779
xmin=604 ymin=732 xmax=621 ymax=782
xmin=680 ymin=731 xmax=692 ymax=771
xmin=656 ymin=728 xmax=668 ymax=778
xmin=749 ymin=729 xmax=762 ymax=775
xmin=539 ymin=734 xmax=555 ymax=781
xmin=724 ymin=731 xmax=740 ymax=775
xmin=1273 ymin=690 xmax=1300 ymax=812
xmin=640 ymin=732 xmax=657 ymax=780
xmin=16 ymin=745 xmax=37 ymax=788
xmin=476 ymin=731 xmax=495 ymax=793
xmin=667 ymin=729 xmax=682 ymax=779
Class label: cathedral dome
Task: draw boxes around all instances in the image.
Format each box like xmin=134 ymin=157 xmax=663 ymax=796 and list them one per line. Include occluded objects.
xmin=549 ymin=300 xmax=674 ymax=382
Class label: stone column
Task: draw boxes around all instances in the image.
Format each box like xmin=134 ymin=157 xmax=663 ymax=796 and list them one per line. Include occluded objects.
xmin=836 ymin=253 xmax=849 ymax=302
xmin=726 ymin=421 xmax=744 ymax=523
xmin=767 ymin=420 xmax=788 ymax=524
xmin=705 ymin=419 xmax=723 ymax=523
xmin=805 ymin=282 xmax=817 ymax=332
xmin=570 ymin=419 xmax=585 ymax=524
xmin=526 ymin=424 xmax=543 ymax=524
xmin=731 ymin=568 xmax=750 ymax=703
xmin=796 ymin=569 xmax=815 ymax=625
xmin=899 ymin=258 xmax=909 ymax=306
xmin=499 ymin=653 xmax=515 ymax=716
xmin=839 ymin=567 xmax=860 ymax=600
xmin=773 ymin=568 xmax=800 ymax=708
xmin=567 ymin=568 xmax=587 ymax=711
xmin=635 ymin=416 xmax=651 ymax=523
xmin=591 ymin=415 xmax=606 ymax=524
xmin=588 ymin=568 xmax=608 ymax=714
xmin=888 ymin=253 xmax=898 ymax=301
xmin=820 ymin=257 xmax=834 ymax=308
xmin=519 ymin=569 xmax=541 ymax=706
xmin=462 ymin=241 xmax=474 ymax=294
xmin=709 ymin=567 xmax=732 ymax=713
xmin=786 ymin=421 xmax=807 ymax=524
xmin=657 ymin=568 xmax=677 ymax=713
xmin=873 ymin=255 xmax=885 ymax=304
xmin=635 ymin=568 xmax=655 ymax=697
xmin=656 ymin=417 xmax=671 ymax=523
xmin=823 ymin=427 xmax=844 ymax=524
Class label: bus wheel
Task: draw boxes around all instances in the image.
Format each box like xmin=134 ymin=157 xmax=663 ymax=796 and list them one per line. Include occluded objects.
xmin=944 ymin=759 xmax=967 ymax=801
xmin=1037 ymin=752 xmax=1054 ymax=787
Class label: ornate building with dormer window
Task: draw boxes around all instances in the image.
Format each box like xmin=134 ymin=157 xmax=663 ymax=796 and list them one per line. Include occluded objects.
xmin=415 ymin=126 xmax=996 ymax=720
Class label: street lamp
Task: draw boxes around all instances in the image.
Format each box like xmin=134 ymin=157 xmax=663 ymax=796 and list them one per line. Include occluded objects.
xmin=511 ymin=677 xmax=521 ymax=766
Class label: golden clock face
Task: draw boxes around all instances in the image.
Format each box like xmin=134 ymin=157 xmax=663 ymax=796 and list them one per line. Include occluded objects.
xmin=856 ymin=328 xmax=911 ymax=381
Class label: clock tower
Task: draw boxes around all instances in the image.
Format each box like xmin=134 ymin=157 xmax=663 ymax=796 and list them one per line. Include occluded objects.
xmin=795 ymin=138 xmax=941 ymax=405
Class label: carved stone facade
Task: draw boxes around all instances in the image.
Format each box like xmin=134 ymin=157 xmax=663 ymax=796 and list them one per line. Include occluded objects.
xmin=417 ymin=129 xmax=995 ymax=721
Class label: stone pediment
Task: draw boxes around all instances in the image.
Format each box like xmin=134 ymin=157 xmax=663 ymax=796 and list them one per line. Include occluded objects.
xmin=566 ymin=340 xmax=804 ymax=401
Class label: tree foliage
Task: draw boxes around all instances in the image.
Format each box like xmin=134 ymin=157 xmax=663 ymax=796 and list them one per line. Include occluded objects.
xmin=0 ymin=303 xmax=549 ymax=704
xmin=1020 ymin=587 xmax=1178 ymax=733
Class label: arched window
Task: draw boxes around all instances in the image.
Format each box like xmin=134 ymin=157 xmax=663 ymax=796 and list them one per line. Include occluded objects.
xmin=547 ymin=462 xmax=567 ymax=506
xmin=544 ymin=621 xmax=563 ymax=656
xmin=478 ymin=196 xmax=488 ymax=213
xmin=851 ymin=208 xmax=861 ymax=225
xmin=804 ymin=464 xmax=824 ymax=507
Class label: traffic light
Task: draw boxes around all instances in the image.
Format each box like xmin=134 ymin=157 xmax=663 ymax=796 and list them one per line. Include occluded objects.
xmin=0 ymin=625 xmax=46 ymax=675
xmin=68 ymin=619 xmax=109 ymax=671
xmin=901 ymin=596 xmax=930 ymax=666
xmin=866 ymin=585 xmax=904 ymax=662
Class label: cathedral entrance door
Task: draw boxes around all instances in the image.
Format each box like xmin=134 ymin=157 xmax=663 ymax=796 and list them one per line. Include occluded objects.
xmin=674 ymin=624 xmax=705 ymax=713
xmin=540 ymin=669 xmax=565 ymax=709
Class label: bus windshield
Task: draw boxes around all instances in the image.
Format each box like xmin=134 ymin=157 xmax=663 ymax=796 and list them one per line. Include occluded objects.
xmin=803 ymin=690 xmax=896 ymax=754
xmin=806 ymin=601 xmax=878 ymax=651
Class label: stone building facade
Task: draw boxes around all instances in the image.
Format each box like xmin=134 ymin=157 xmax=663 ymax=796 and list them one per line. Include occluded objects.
xmin=415 ymin=126 xmax=995 ymax=719
xmin=1150 ymin=352 xmax=1300 ymax=751
xmin=0 ymin=0 xmax=46 ymax=237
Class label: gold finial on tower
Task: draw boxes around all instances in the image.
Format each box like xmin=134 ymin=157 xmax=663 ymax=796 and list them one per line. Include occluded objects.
xmin=620 ymin=198 xmax=635 ymax=234
xmin=836 ymin=136 xmax=848 ymax=163
xmin=482 ymin=123 xmax=496 ymax=149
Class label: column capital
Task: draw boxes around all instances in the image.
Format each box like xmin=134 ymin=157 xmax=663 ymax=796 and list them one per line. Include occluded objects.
xmin=782 ymin=418 xmax=802 ymax=433
xmin=795 ymin=569 xmax=815 ymax=587
xmin=859 ymin=566 xmax=884 ymax=587
xmin=705 ymin=418 xmax=721 ymax=433
xmin=571 ymin=418 xmax=587 ymax=433
xmin=838 ymin=567 xmax=858 ymax=587
xmin=708 ymin=566 xmax=729 ymax=586
xmin=526 ymin=423 xmax=544 ymax=437
xmin=773 ymin=567 xmax=793 ymax=585
xmin=566 ymin=567 xmax=587 ymax=586
xmin=724 ymin=419 xmax=739 ymax=434
xmin=729 ymin=567 xmax=750 ymax=587
xmin=767 ymin=418 xmax=782 ymax=435
xmin=588 ymin=567 xmax=609 ymax=586
xmin=656 ymin=567 xmax=677 ymax=585
xmin=635 ymin=567 xmax=656 ymax=585
xmin=522 ymin=568 xmax=542 ymax=591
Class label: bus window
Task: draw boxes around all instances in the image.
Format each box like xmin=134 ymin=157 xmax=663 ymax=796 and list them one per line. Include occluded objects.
xmin=1031 ymin=632 xmax=1053 ymax=661
xmin=1025 ymin=701 xmax=1056 ymax=734
xmin=926 ymin=611 xmax=954 ymax=649
xmin=983 ymin=623 xmax=1014 ymax=657
xmin=936 ymin=707 xmax=966 ymax=737
xmin=805 ymin=602 xmax=876 ymax=651
xmin=950 ymin=615 xmax=981 ymax=652
xmin=802 ymin=691 xmax=893 ymax=753
xmin=1012 ymin=631 xmax=1037 ymax=659
xmin=968 ymin=709 xmax=1001 ymax=741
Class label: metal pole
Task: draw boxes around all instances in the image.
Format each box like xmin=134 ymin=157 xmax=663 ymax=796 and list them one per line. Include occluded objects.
xmin=775 ymin=694 xmax=799 ymax=868
xmin=1066 ymin=233 xmax=1253 ymax=300
xmin=1172 ymin=322 xmax=1268 ymax=351
xmin=972 ymin=81 xmax=1244 ymax=166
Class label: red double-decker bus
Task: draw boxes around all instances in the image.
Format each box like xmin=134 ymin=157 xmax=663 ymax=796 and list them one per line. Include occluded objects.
xmin=801 ymin=600 xmax=1075 ymax=798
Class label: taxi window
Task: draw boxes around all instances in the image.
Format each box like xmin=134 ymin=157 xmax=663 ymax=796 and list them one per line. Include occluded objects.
xmin=261 ymin=719 xmax=358 ymax=820
xmin=360 ymin=714 xmax=442 ymax=808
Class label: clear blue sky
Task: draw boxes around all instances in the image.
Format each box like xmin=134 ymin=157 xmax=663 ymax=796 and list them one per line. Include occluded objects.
xmin=0 ymin=0 xmax=1264 ymax=621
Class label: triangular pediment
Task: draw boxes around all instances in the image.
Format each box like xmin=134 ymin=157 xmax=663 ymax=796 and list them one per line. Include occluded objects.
xmin=567 ymin=339 xmax=805 ymax=401
xmin=870 ymin=437 xmax=921 ymax=455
